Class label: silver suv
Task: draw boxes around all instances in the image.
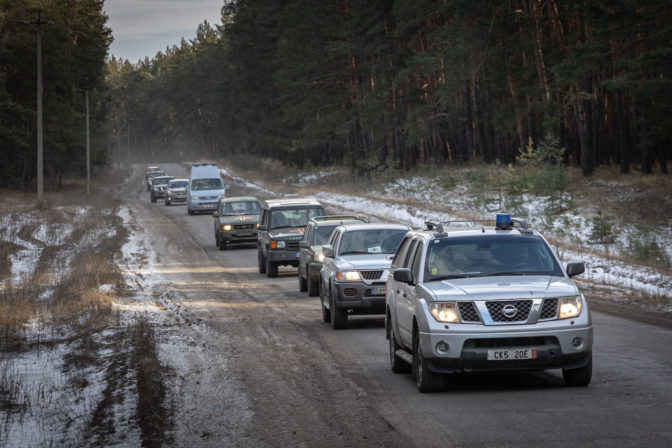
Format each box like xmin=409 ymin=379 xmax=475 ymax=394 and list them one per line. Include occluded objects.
xmin=386 ymin=214 xmax=592 ymax=392
xmin=319 ymin=223 xmax=411 ymax=329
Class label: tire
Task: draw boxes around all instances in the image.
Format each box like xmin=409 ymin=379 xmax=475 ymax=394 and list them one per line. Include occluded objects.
xmin=413 ymin=328 xmax=444 ymax=393
xmin=563 ymin=356 xmax=592 ymax=387
xmin=165 ymin=200 xmax=171 ymax=206
xmin=307 ymin=270 xmax=319 ymax=296
xmin=188 ymin=207 xmax=194 ymax=215
xmin=298 ymin=269 xmax=308 ymax=292
xmin=258 ymin=249 xmax=266 ymax=274
xmin=320 ymin=281 xmax=331 ymax=323
xmin=389 ymin=325 xmax=411 ymax=374
xmin=266 ymin=255 xmax=278 ymax=278
xmin=217 ymin=235 xmax=227 ymax=251
xmin=330 ymin=283 xmax=347 ymax=330
xmin=150 ymin=194 xmax=156 ymax=203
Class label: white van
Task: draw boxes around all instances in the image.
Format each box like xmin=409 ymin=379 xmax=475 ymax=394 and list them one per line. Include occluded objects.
xmin=187 ymin=162 xmax=226 ymax=215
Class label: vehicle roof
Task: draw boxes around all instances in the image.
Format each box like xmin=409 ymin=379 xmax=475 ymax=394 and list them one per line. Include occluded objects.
xmin=190 ymin=164 xmax=221 ymax=179
xmin=153 ymin=175 xmax=174 ymax=180
xmin=412 ymin=226 xmax=539 ymax=239
xmin=148 ymin=171 xmax=165 ymax=176
xmin=262 ymin=197 xmax=322 ymax=208
xmin=218 ymin=196 xmax=259 ymax=203
xmin=337 ymin=222 xmax=411 ymax=232
xmin=168 ymin=178 xmax=188 ymax=183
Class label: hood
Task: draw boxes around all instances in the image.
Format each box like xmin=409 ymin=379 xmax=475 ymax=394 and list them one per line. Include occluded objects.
xmin=168 ymin=187 xmax=187 ymax=193
xmin=336 ymin=254 xmax=394 ymax=270
xmin=190 ymin=188 xmax=225 ymax=198
xmin=423 ymin=275 xmax=578 ymax=301
xmin=269 ymin=227 xmax=306 ymax=240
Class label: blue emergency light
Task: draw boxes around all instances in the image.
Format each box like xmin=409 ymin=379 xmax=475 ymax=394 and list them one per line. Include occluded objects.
xmin=495 ymin=213 xmax=512 ymax=229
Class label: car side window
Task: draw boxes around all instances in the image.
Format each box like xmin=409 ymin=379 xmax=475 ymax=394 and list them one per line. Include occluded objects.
xmin=403 ymin=240 xmax=419 ymax=268
xmin=392 ymin=236 xmax=412 ymax=268
xmin=411 ymin=241 xmax=424 ymax=279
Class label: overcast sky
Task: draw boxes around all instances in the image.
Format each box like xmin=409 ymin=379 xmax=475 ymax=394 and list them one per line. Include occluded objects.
xmin=104 ymin=0 xmax=224 ymax=63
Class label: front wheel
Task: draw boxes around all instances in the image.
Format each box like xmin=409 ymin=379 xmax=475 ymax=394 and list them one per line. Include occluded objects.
xmin=413 ymin=328 xmax=444 ymax=393
xmin=330 ymin=285 xmax=347 ymax=330
xmin=320 ymin=282 xmax=331 ymax=323
xmin=563 ymin=357 xmax=592 ymax=387
xmin=266 ymin=253 xmax=278 ymax=278
xmin=150 ymin=194 xmax=156 ymax=203
xmin=298 ymin=269 xmax=308 ymax=292
xmin=258 ymin=250 xmax=266 ymax=274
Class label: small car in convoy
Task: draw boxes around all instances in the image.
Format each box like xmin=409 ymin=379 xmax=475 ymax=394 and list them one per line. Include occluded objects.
xmin=188 ymin=162 xmax=226 ymax=215
xmin=146 ymin=170 xmax=166 ymax=191
xmin=213 ymin=196 xmax=261 ymax=250
xmin=319 ymin=222 xmax=411 ymax=329
xmin=257 ymin=198 xmax=325 ymax=278
xmin=164 ymin=178 xmax=189 ymax=205
xmin=150 ymin=175 xmax=174 ymax=203
xmin=298 ymin=215 xmax=367 ymax=296
xmin=386 ymin=214 xmax=592 ymax=392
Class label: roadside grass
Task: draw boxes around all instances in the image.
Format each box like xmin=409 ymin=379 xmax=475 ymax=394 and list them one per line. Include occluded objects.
xmin=0 ymin=195 xmax=172 ymax=446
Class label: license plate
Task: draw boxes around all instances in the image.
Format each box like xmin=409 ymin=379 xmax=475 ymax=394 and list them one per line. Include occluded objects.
xmin=487 ymin=348 xmax=537 ymax=361
xmin=295 ymin=252 xmax=299 ymax=258
xmin=371 ymin=286 xmax=386 ymax=295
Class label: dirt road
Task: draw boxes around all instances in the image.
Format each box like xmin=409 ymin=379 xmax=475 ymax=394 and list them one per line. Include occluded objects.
xmin=120 ymin=163 xmax=672 ymax=447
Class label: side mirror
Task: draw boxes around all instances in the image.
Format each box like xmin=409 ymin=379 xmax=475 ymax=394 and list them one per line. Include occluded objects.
xmin=322 ymin=245 xmax=334 ymax=258
xmin=299 ymin=241 xmax=309 ymax=248
xmin=566 ymin=262 xmax=585 ymax=277
xmin=212 ymin=211 xmax=219 ymax=218
xmin=258 ymin=225 xmax=267 ymax=231
xmin=393 ymin=268 xmax=414 ymax=284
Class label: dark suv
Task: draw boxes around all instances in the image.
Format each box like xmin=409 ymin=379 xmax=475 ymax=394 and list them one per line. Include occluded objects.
xmin=257 ymin=198 xmax=325 ymax=278
xmin=298 ymin=215 xmax=367 ymax=296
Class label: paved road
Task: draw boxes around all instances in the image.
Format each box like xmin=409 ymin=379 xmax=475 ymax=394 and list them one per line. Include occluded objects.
xmin=126 ymin=163 xmax=672 ymax=447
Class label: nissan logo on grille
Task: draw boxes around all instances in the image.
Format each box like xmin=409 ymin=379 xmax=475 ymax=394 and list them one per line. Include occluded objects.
xmin=502 ymin=304 xmax=518 ymax=318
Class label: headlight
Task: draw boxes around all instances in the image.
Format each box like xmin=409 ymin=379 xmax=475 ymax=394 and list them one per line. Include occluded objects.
xmin=335 ymin=271 xmax=361 ymax=281
xmin=190 ymin=195 xmax=197 ymax=200
xmin=314 ymin=252 xmax=325 ymax=262
xmin=429 ymin=302 xmax=459 ymax=323
xmin=270 ymin=240 xmax=286 ymax=249
xmin=221 ymin=224 xmax=232 ymax=231
xmin=559 ymin=296 xmax=582 ymax=319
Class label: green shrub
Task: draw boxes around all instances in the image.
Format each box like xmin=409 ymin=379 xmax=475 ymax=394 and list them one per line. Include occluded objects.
xmin=627 ymin=229 xmax=670 ymax=268
xmin=589 ymin=211 xmax=616 ymax=244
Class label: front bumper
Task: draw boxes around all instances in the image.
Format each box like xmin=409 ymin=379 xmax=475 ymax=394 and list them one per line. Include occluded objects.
xmin=268 ymin=249 xmax=300 ymax=266
xmin=333 ymin=281 xmax=386 ymax=314
xmin=152 ymin=189 xmax=167 ymax=198
xmin=418 ymin=325 xmax=593 ymax=373
xmin=219 ymin=229 xmax=258 ymax=244
xmin=166 ymin=193 xmax=187 ymax=203
xmin=188 ymin=199 xmax=218 ymax=212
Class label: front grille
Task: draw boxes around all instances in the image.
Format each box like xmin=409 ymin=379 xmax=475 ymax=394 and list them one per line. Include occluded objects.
xmin=360 ymin=270 xmax=383 ymax=280
xmin=458 ymin=302 xmax=480 ymax=322
xmin=486 ymin=300 xmax=532 ymax=322
xmin=539 ymin=298 xmax=558 ymax=319
xmin=286 ymin=241 xmax=300 ymax=251
xmin=464 ymin=336 xmax=559 ymax=349
xmin=234 ymin=223 xmax=255 ymax=230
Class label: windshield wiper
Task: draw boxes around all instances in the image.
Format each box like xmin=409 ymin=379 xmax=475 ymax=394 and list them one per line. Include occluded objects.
xmin=339 ymin=251 xmax=369 ymax=255
xmin=431 ymin=274 xmax=474 ymax=280
xmin=489 ymin=272 xmax=526 ymax=276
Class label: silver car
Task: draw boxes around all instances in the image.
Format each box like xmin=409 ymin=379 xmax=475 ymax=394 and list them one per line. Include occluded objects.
xmin=386 ymin=214 xmax=592 ymax=392
xmin=319 ymin=223 xmax=411 ymax=329
xmin=165 ymin=179 xmax=189 ymax=205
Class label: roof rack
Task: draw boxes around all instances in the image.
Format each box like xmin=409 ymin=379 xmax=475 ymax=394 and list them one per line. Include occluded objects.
xmin=424 ymin=216 xmax=533 ymax=235
xmin=191 ymin=162 xmax=217 ymax=167
xmin=313 ymin=215 xmax=368 ymax=223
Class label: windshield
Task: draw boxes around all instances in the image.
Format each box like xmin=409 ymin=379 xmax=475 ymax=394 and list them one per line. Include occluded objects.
xmin=148 ymin=171 xmax=165 ymax=178
xmin=168 ymin=180 xmax=188 ymax=188
xmin=220 ymin=201 xmax=260 ymax=215
xmin=191 ymin=178 xmax=223 ymax=191
xmin=270 ymin=208 xmax=324 ymax=229
xmin=338 ymin=229 xmax=407 ymax=255
xmin=313 ymin=225 xmax=338 ymax=245
xmin=424 ymin=235 xmax=563 ymax=281
xmin=153 ymin=177 xmax=172 ymax=186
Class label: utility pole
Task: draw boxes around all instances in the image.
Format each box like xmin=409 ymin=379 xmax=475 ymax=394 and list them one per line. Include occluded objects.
xmin=85 ymin=89 xmax=90 ymax=196
xmin=29 ymin=7 xmax=49 ymax=204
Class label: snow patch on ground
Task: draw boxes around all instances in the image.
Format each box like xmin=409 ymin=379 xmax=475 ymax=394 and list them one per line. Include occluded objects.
xmin=221 ymin=168 xmax=274 ymax=195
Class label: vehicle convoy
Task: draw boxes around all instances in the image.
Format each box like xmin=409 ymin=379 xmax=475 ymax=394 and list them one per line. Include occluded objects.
xmin=298 ymin=215 xmax=368 ymax=296
xmin=146 ymin=170 xmax=166 ymax=191
xmin=386 ymin=214 xmax=592 ymax=392
xmin=144 ymin=165 xmax=160 ymax=181
xmin=319 ymin=222 xmax=411 ymax=329
xmin=150 ymin=175 xmax=174 ymax=203
xmin=164 ymin=178 xmax=189 ymax=205
xmin=187 ymin=162 xmax=226 ymax=215
xmin=257 ymin=198 xmax=325 ymax=278
xmin=213 ymin=196 xmax=261 ymax=250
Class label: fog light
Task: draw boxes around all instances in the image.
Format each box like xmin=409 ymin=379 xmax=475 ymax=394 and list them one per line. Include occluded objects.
xmin=572 ymin=337 xmax=582 ymax=347
xmin=436 ymin=341 xmax=450 ymax=354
